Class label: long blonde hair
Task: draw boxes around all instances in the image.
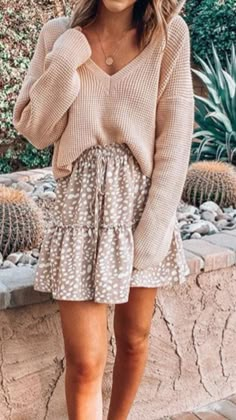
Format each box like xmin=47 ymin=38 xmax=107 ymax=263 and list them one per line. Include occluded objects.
xmin=68 ymin=0 xmax=187 ymax=50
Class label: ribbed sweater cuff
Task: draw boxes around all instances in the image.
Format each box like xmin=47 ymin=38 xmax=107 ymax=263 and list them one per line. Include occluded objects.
xmin=132 ymin=213 xmax=176 ymax=270
xmin=49 ymin=28 xmax=92 ymax=69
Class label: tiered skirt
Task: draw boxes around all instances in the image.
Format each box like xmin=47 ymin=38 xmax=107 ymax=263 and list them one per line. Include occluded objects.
xmin=33 ymin=143 xmax=190 ymax=304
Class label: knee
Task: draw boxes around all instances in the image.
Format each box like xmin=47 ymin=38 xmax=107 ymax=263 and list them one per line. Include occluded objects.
xmin=65 ymin=350 xmax=106 ymax=382
xmin=115 ymin=328 xmax=150 ymax=356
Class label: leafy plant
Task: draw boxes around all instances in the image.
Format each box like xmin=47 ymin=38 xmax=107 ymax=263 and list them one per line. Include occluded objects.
xmin=184 ymin=0 xmax=236 ymax=68
xmin=0 ymin=0 xmax=72 ymax=173
xmin=191 ymin=42 xmax=236 ymax=164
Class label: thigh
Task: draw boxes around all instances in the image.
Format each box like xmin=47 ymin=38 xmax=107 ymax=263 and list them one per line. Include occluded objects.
xmin=57 ymin=300 xmax=108 ymax=363
xmin=113 ymin=287 xmax=158 ymax=344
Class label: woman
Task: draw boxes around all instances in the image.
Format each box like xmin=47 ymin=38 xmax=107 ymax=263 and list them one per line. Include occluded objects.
xmin=13 ymin=0 xmax=194 ymax=418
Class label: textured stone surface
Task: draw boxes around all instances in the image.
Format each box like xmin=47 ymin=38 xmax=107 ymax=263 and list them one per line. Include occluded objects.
xmin=0 ymin=266 xmax=51 ymax=309
xmin=0 ymin=167 xmax=52 ymax=183
xmin=184 ymin=249 xmax=204 ymax=274
xmin=183 ymin=238 xmax=235 ymax=271
xmin=202 ymin=232 xmax=236 ymax=253
xmin=195 ymin=399 xmax=236 ymax=419
xmin=0 ymin=266 xmax=236 ymax=419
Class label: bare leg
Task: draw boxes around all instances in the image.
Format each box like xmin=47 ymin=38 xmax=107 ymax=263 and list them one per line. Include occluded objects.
xmin=107 ymin=287 xmax=158 ymax=420
xmin=57 ymin=299 xmax=108 ymax=420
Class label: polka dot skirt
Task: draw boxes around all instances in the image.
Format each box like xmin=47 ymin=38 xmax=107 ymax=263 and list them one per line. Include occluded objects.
xmin=33 ymin=143 xmax=190 ymax=304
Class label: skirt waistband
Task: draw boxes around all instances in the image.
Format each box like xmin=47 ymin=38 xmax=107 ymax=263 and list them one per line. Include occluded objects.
xmin=78 ymin=143 xmax=133 ymax=162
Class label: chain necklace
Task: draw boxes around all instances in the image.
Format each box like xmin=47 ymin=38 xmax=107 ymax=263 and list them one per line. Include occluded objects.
xmin=94 ymin=26 xmax=133 ymax=66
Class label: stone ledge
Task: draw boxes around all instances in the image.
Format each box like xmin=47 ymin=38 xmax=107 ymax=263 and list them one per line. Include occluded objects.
xmin=1 ymin=231 xmax=236 ymax=309
xmin=1 ymin=265 xmax=236 ymax=419
xmin=0 ymin=266 xmax=52 ymax=309
xmin=1 ymin=167 xmax=236 ymax=310
xmin=0 ymin=166 xmax=52 ymax=183
xmin=183 ymin=236 xmax=236 ymax=272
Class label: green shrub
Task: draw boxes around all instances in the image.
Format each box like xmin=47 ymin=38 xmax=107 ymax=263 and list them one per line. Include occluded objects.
xmin=191 ymin=42 xmax=236 ymax=164
xmin=184 ymin=0 xmax=236 ymax=68
xmin=0 ymin=0 xmax=72 ymax=173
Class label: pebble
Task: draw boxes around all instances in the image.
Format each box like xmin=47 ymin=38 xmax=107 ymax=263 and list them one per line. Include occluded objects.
xmin=0 ymin=176 xmax=13 ymax=186
xmin=215 ymin=219 xmax=229 ymax=230
xmin=201 ymin=210 xmax=217 ymax=223
xmin=191 ymin=232 xmax=202 ymax=239
xmin=41 ymin=191 xmax=56 ymax=200
xmin=6 ymin=252 xmax=23 ymax=265
xmin=0 ymin=171 xmax=236 ymax=269
xmin=200 ymin=201 xmax=223 ymax=216
xmin=19 ymin=254 xmax=34 ymax=265
xmin=31 ymin=249 xmax=40 ymax=259
xmin=2 ymin=260 xmax=16 ymax=269
xmin=14 ymin=181 xmax=34 ymax=193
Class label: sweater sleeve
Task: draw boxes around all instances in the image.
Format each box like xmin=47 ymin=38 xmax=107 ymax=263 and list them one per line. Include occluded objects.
xmin=12 ymin=21 xmax=92 ymax=150
xmin=132 ymin=17 xmax=195 ymax=270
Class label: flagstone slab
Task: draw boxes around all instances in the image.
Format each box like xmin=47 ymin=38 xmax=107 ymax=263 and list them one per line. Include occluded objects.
xmin=183 ymin=238 xmax=235 ymax=271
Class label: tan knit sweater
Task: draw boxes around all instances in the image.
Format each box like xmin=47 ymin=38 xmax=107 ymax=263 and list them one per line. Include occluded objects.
xmin=13 ymin=14 xmax=195 ymax=271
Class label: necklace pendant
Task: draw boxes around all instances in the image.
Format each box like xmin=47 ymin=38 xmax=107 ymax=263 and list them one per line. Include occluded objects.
xmin=105 ymin=56 xmax=114 ymax=66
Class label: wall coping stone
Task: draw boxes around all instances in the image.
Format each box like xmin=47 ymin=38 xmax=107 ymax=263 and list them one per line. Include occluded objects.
xmin=1 ymin=167 xmax=236 ymax=310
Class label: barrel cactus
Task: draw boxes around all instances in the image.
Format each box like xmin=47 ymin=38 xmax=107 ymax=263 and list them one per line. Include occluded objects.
xmin=182 ymin=160 xmax=236 ymax=208
xmin=0 ymin=185 xmax=45 ymax=258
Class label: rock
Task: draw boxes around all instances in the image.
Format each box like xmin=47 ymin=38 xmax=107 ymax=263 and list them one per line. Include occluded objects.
xmin=216 ymin=213 xmax=233 ymax=221
xmin=191 ymin=232 xmax=202 ymax=239
xmin=42 ymin=182 xmax=55 ymax=191
xmin=0 ymin=176 xmax=13 ymax=186
xmin=19 ymin=254 xmax=32 ymax=265
xmin=226 ymin=212 xmax=236 ymax=220
xmin=201 ymin=210 xmax=217 ymax=223
xmin=183 ymin=220 xmax=218 ymax=235
xmin=182 ymin=232 xmax=192 ymax=240
xmin=200 ymin=201 xmax=223 ymax=216
xmin=192 ymin=214 xmax=201 ymax=221
xmin=177 ymin=213 xmax=188 ymax=222
xmin=215 ymin=219 xmax=229 ymax=230
xmin=30 ymin=257 xmax=38 ymax=265
xmin=223 ymin=206 xmax=234 ymax=213
xmin=33 ymin=185 xmax=45 ymax=198
xmin=179 ymin=204 xmax=199 ymax=215
xmin=6 ymin=252 xmax=23 ymax=265
xmin=31 ymin=249 xmax=40 ymax=258
xmin=177 ymin=212 xmax=200 ymax=222
xmin=225 ymin=221 xmax=236 ymax=228
xmin=179 ymin=220 xmax=190 ymax=229
xmin=15 ymin=181 xmax=34 ymax=193
xmin=2 ymin=260 xmax=16 ymax=269
xmin=41 ymin=191 xmax=56 ymax=200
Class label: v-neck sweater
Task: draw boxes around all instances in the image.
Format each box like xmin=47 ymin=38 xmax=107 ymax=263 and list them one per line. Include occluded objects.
xmin=13 ymin=14 xmax=195 ymax=271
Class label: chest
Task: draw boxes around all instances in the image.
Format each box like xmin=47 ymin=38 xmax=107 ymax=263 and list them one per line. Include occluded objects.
xmin=72 ymin=62 xmax=160 ymax=134
xmin=79 ymin=27 xmax=143 ymax=77
xmin=76 ymin=41 xmax=162 ymax=99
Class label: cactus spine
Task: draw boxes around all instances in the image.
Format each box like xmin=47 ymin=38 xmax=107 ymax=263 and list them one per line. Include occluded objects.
xmin=182 ymin=160 xmax=236 ymax=208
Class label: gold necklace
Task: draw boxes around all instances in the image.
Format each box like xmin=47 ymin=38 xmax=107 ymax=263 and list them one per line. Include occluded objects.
xmin=94 ymin=26 xmax=132 ymax=66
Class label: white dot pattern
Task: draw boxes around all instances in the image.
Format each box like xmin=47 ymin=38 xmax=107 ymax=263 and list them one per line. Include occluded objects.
xmin=33 ymin=143 xmax=190 ymax=303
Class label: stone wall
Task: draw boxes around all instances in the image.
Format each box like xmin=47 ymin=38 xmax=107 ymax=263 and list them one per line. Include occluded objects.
xmin=0 ymin=246 xmax=236 ymax=419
